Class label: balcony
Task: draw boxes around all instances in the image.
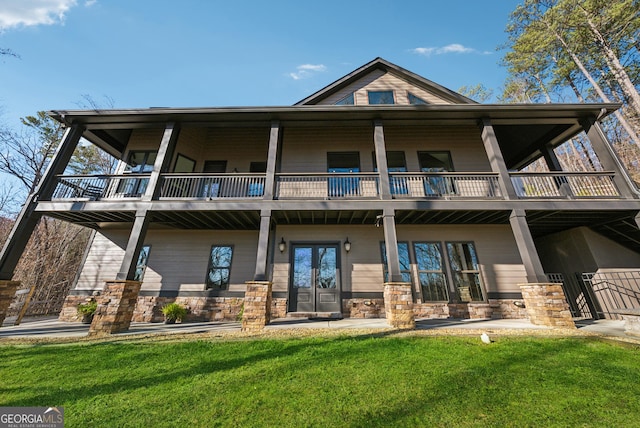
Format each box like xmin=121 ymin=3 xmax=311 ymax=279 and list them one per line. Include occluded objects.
xmin=48 ymin=171 xmax=623 ymax=202
xmin=510 ymin=172 xmax=620 ymax=199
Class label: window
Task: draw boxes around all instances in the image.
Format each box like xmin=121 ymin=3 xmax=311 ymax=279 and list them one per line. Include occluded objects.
xmin=380 ymin=242 xmax=412 ymax=283
xmin=174 ymin=154 xmax=196 ymax=173
xmin=133 ymin=245 xmax=151 ymax=281
xmin=419 ymin=151 xmax=454 ymax=196
xmin=125 ymin=151 xmax=157 ymax=173
xmin=368 ymin=90 xmax=395 ymax=105
xmin=335 ymin=92 xmax=355 ymax=105
xmin=201 ymin=161 xmax=227 ymax=198
xmin=446 ymin=242 xmax=484 ymax=302
xmin=413 ymin=243 xmax=448 ymax=301
xmin=206 ymin=245 xmax=233 ymax=289
xmin=408 ymin=92 xmax=429 ymax=105
xmin=327 ymin=152 xmax=360 ymax=197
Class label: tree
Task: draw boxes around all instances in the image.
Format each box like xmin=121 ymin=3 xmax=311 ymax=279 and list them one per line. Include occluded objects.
xmin=501 ymin=0 xmax=640 ymax=183
xmin=457 ymin=84 xmax=494 ymax=103
xmin=0 ymin=109 xmax=116 ymax=316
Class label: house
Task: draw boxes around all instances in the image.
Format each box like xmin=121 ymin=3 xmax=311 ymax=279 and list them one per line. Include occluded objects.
xmin=1 ymin=58 xmax=640 ymax=333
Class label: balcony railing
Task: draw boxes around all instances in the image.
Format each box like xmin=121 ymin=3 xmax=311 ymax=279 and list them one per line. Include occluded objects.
xmin=275 ymin=173 xmax=380 ymax=199
xmin=510 ymin=172 xmax=620 ymax=198
xmin=48 ymin=171 xmax=623 ymax=202
xmin=160 ymin=174 xmax=266 ymax=199
xmin=388 ymin=172 xmax=503 ymax=199
xmin=51 ymin=174 xmax=151 ymax=200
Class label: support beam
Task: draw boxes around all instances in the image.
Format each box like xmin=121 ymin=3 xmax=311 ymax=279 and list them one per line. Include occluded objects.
xmin=254 ymin=209 xmax=272 ymax=280
xmin=373 ymin=120 xmax=392 ymax=200
xmin=263 ymin=121 xmax=280 ymax=200
xmin=143 ymin=122 xmax=181 ymax=201
xmin=541 ymin=144 xmax=572 ymax=198
xmin=635 ymin=212 xmax=640 ymax=231
xmin=509 ymin=209 xmax=548 ymax=283
xmin=382 ymin=208 xmax=403 ymax=282
xmin=480 ymin=118 xmax=517 ymax=199
xmin=116 ymin=210 xmax=150 ymax=281
xmin=0 ymin=124 xmax=85 ymax=280
xmin=580 ymin=116 xmax=635 ymax=198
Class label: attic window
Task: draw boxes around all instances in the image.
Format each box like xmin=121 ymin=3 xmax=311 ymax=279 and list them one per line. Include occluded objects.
xmin=335 ymin=93 xmax=355 ymax=105
xmin=368 ymin=90 xmax=394 ymax=105
xmin=408 ymin=92 xmax=429 ymax=105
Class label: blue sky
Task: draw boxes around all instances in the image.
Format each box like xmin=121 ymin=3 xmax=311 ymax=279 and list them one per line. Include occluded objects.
xmin=0 ymin=0 xmax=520 ymax=130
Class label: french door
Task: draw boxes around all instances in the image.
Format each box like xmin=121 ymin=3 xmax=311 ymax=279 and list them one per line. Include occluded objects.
xmin=289 ymin=244 xmax=341 ymax=313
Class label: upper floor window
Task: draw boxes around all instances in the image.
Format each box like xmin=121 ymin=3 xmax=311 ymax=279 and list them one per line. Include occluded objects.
xmin=408 ymin=92 xmax=429 ymax=105
xmin=174 ymin=153 xmax=196 ymax=173
xmin=368 ymin=90 xmax=395 ymax=105
xmin=418 ymin=151 xmax=454 ymax=172
xmin=335 ymin=92 xmax=355 ymax=105
xmin=125 ymin=151 xmax=157 ymax=173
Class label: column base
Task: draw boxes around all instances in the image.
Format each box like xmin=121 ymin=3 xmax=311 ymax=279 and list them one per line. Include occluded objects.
xmin=0 ymin=280 xmax=21 ymax=326
xmin=519 ymin=283 xmax=576 ymax=329
xmin=242 ymin=281 xmax=272 ymax=332
xmin=383 ymin=282 xmax=415 ymax=329
xmin=89 ymin=280 xmax=142 ymax=335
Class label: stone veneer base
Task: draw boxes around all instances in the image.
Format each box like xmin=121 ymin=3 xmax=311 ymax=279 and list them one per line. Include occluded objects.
xmin=242 ymin=281 xmax=272 ymax=331
xmin=383 ymin=282 xmax=416 ymax=329
xmin=0 ymin=280 xmax=21 ymax=326
xmin=520 ymin=283 xmax=576 ymax=329
xmin=89 ymin=280 xmax=142 ymax=335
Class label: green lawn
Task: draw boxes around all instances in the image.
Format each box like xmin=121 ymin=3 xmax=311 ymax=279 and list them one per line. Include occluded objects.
xmin=1 ymin=335 xmax=639 ymax=427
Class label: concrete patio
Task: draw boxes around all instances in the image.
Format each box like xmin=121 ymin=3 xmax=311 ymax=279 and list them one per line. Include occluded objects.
xmin=0 ymin=316 xmax=632 ymax=341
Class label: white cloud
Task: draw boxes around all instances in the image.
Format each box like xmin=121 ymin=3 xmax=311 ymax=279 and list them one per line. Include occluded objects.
xmin=411 ymin=43 xmax=491 ymax=57
xmin=85 ymin=0 xmax=97 ymax=6
xmin=289 ymin=63 xmax=327 ymax=80
xmin=0 ymin=0 xmax=78 ymax=30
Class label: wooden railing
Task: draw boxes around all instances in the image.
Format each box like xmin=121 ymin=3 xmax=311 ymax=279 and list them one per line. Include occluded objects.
xmin=510 ymin=172 xmax=620 ymax=198
xmin=51 ymin=174 xmax=151 ymax=200
xmin=275 ymin=173 xmax=379 ymax=199
xmin=160 ymin=174 xmax=266 ymax=199
xmin=388 ymin=172 xmax=502 ymax=198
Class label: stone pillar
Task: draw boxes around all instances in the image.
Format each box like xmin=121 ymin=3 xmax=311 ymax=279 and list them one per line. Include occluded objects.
xmin=242 ymin=281 xmax=272 ymax=331
xmin=383 ymin=282 xmax=415 ymax=329
xmin=519 ymin=283 xmax=575 ymax=328
xmin=0 ymin=280 xmax=21 ymax=326
xmin=89 ymin=280 xmax=142 ymax=335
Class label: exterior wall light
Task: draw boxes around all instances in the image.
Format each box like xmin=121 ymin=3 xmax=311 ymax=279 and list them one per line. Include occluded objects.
xmin=344 ymin=237 xmax=351 ymax=253
xmin=278 ymin=237 xmax=286 ymax=253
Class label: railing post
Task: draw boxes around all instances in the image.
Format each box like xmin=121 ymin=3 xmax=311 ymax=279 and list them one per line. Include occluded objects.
xmin=374 ymin=120 xmax=392 ymax=200
xmin=479 ymin=118 xmax=518 ymax=199
xmin=263 ymin=121 xmax=280 ymax=200
xmin=144 ymin=122 xmax=180 ymax=201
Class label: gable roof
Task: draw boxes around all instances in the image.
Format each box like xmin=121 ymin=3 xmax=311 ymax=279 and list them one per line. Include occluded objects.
xmin=294 ymin=57 xmax=477 ymax=106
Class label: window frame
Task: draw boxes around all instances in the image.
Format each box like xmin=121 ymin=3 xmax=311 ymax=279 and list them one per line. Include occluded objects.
xmin=133 ymin=245 xmax=151 ymax=282
xmin=379 ymin=241 xmax=413 ymax=284
xmin=335 ymin=92 xmax=355 ymax=105
xmin=445 ymin=241 xmax=485 ymax=302
xmin=408 ymin=92 xmax=429 ymax=105
xmin=173 ymin=153 xmax=196 ymax=173
xmin=412 ymin=242 xmax=449 ymax=302
xmin=205 ymin=245 xmax=234 ymax=290
xmin=367 ymin=90 xmax=395 ymax=105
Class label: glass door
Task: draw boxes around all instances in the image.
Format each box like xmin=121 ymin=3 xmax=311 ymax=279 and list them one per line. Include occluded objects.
xmin=289 ymin=244 xmax=341 ymax=313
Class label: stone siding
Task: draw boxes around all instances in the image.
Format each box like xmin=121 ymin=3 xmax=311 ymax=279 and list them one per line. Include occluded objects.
xmin=132 ymin=296 xmax=243 ymax=323
xmin=89 ymin=280 xmax=142 ymax=335
xmin=0 ymin=280 xmax=21 ymax=325
xmin=520 ymin=283 xmax=576 ymax=328
xmin=383 ymin=282 xmax=415 ymax=329
xmin=343 ymin=298 xmax=385 ymax=318
xmin=242 ymin=281 xmax=272 ymax=331
xmin=270 ymin=297 xmax=288 ymax=319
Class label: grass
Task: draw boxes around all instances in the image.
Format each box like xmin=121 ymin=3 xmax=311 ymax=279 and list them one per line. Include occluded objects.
xmin=1 ymin=334 xmax=639 ymax=427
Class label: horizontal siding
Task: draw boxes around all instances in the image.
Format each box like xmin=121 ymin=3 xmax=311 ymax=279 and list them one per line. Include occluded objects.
xmin=384 ymin=126 xmax=490 ymax=171
xmin=281 ymin=127 xmax=374 ymax=172
xmin=75 ymin=230 xmax=127 ymax=290
xmin=75 ymin=229 xmax=259 ymax=292
xmin=317 ymin=70 xmax=455 ymax=105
